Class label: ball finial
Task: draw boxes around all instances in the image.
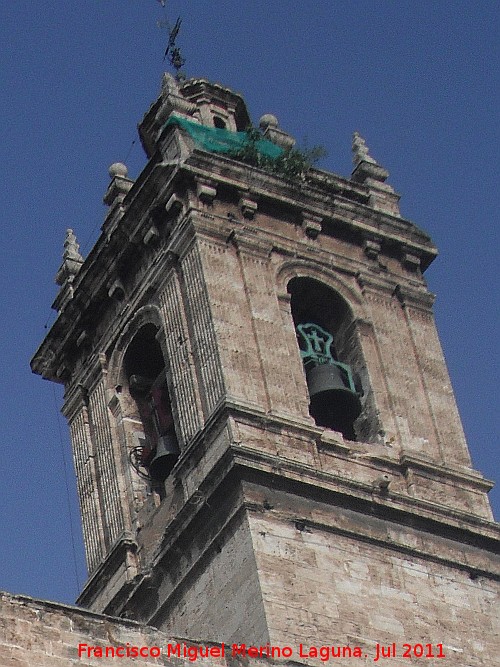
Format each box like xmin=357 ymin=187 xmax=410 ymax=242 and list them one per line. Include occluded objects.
xmin=259 ymin=114 xmax=279 ymax=130
xmin=108 ymin=162 xmax=128 ymax=179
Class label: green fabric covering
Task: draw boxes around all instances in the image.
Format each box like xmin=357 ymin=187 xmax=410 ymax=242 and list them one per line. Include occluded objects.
xmin=164 ymin=115 xmax=284 ymax=159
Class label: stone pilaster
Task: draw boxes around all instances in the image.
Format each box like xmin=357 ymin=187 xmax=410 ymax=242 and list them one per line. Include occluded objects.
xmin=68 ymin=390 xmax=106 ymax=572
xmin=180 ymin=242 xmax=226 ymax=417
xmin=159 ymin=270 xmax=204 ymax=444
xmin=361 ymin=281 xmax=438 ymax=455
xmin=395 ymin=285 xmax=472 ymax=467
xmin=87 ymin=364 xmax=126 ymax=550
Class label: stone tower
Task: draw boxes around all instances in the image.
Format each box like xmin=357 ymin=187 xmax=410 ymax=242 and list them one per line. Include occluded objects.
xmin=32 ymin=74 xmax=499 ymax=657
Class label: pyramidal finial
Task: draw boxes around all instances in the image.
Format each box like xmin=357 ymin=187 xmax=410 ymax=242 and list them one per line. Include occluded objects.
xmin=352 ymin=131 xmax=377 ymax=167
xmin=350 ymin=133 xmax=396 ymax=213
xmin=63 ymin=229 xmax=84 ymax=264
xmin=55 ymin=229 xmax=84 ymax=287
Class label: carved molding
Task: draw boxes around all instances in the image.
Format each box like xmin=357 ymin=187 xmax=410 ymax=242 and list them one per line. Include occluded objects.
xmin=196 ymin=180 xmax=217 ymax=204
xmin=394 ymin=284 xmax=435 ymax=312
xmin=363 ymin=237 xmax=382 ymax=260
xmin=301 ymin=212 xmax=323 ymax=239
xmin=239 ymin=197 xmax=258 ymax=219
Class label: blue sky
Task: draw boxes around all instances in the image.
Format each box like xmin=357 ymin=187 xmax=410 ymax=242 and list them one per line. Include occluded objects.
xmin=0 ymin=1 xmax=498 ymax=605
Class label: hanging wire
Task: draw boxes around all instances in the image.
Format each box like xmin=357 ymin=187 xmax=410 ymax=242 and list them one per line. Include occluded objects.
xmin=123 ymin=139 xmax=136 ymax=164
xmin=52 ymin=385 xmax=82 ymax=596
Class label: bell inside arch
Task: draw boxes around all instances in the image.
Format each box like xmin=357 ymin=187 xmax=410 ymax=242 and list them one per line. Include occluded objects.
xmin=306 ymin=363 xmax=362 ymax=437
xmin=296 ymin=322 xmax=362 ymax=439
xmin=149 ymin=433 xmax=180 ymax=483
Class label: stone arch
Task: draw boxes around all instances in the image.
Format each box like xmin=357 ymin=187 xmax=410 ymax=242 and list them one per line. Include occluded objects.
xmin=107 ymin=305 xmax=179 ymax=492
xmin=275 ymin=260 xmax=367 ymax=318
xmin=274 ymin=259 xmax=378 ymax=442
xmin=108 ymin=305 xmax=164 ymax=390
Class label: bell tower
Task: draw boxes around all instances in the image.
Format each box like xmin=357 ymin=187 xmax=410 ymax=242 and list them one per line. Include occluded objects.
xmin=32 ymin=74 xmax=499 ymax=654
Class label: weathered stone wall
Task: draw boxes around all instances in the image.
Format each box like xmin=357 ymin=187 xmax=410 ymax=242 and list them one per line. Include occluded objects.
xmin=245 ymin=485 xmax=500 ymax=667
xmin=194 ymin=206 xmax=474 ymax=472
xmin=0 ymin=591 xmax=277 ymax=667
xmin=157 ymin=510 xmax=270 ymax=645
xmin=187 ymin=217 xmax=492 ymax=519
xmin=3 ymin=492 xmax=498 ymax=667
xmin=0 ymin=591 xmax=165 ymax=667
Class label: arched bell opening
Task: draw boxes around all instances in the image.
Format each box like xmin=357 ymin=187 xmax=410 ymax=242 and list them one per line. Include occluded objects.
xmin=123 ymin=324 xmax=179 ymax=488
xmin=288 ymin=278 xmax=364 ymax=440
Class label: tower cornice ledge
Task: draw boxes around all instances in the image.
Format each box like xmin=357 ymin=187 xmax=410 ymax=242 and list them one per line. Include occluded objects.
xmin=31 ymin=144 xmax=437 ymax=383
xmin=181 ymin=149 xmax=437 ymax=268
xmin=180 ymin=399 xmax=496 ymax=527
xmin=227 ymin=442 xmax=498 ymax=541
xmin=92 ymin=447 xmax=499 ymax=621
xmin=165 ymin=395 xmax=497 ymax=542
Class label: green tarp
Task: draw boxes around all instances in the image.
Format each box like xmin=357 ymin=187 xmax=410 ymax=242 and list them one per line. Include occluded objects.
xmin=164 ymin=115 xmax=284 ymax=159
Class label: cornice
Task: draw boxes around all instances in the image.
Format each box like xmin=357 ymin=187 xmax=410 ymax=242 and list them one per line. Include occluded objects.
xmin=399 ymin=453 xmax=493 ymax=492
xmin=163 ymin=398 xmax=497 ymax=541
xmin=32 ymin=135 xmax=438 ymax=383
xmin=394 ymin=283 xmax=436 ymax=312
xmin=116 ymin=440 xmax=499 ymax=622
xmin=182 ymin=149 xmax=437 ymax=264
xmin=31 ymin=167 xmax=186 ymax=382
xmin=229 ymin=445 xmax=500 ymax=548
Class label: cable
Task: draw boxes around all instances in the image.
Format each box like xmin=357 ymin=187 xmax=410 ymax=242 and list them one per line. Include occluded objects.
xmin=52 ymin=385 xmax=82 ymax=596
xmin=123 ymin=139 xmax=136 ymax=164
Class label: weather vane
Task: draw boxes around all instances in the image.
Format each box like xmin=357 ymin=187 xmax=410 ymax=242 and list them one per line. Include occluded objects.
xmin=155 ymin=1 xmax=186 ymax=80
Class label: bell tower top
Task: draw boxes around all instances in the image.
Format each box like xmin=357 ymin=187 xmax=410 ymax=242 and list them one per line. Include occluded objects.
xmin=139 ymin=73 xmax=251 ymax=158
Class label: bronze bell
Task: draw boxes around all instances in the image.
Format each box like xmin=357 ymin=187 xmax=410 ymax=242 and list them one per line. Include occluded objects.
xmin=149 ymin=432 xmax=179 ymax=482
xmin=306 ymin=363 xmax=362 ymax=438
